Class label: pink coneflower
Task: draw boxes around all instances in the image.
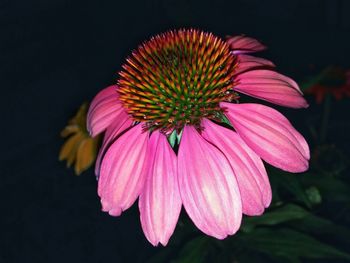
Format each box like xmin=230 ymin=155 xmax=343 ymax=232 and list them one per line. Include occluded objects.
xmin=87 ymin=29 xmax=310 ymax=246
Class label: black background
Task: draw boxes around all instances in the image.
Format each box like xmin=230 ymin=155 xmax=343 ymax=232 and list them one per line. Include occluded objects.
xmin=1 ymin=0 xmax=350 ymax=262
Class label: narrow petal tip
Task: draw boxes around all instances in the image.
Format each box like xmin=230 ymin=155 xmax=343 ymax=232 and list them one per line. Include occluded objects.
xmin=226 ymin=35 xmax=266 ymax=54
xmin=98 ymin=124 xmax=149 ymax=216
xmin=235 ymin=69 xmax=308 ymax=109
xmin=108 ymin=208 xmax=122 ymax=217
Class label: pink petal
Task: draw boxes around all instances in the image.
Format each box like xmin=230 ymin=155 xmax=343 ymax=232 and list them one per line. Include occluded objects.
xmin=89 ymin=85 xmax=118 ymax=111
xmin=98 ymin=124 xmax=149 ymax=216
xmin=235 ymin=69 xmax=309 ymax=108
xmin=234 ymin=54 xmax=275 ymax=75
xmin=178 ymin=126 xmax=242 ymax=239
xmin=87 ymin=85 xmax=125 ymax=137
xmin=94 ymin=112 xmax=133 ymax=176
xmin=222 ymin=103 xmax=310 ymax=173
xmin=226 ymin=35 xmax=266 ymax=54
xmin=202 ymin=119 xmax=271 ymax=215
xmin=139 ymin=131 xmax=181 ymax=246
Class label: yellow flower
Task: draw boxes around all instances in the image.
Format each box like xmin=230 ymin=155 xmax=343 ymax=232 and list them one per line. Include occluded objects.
xmin=59 ymin=102 xmax=101 ymax=175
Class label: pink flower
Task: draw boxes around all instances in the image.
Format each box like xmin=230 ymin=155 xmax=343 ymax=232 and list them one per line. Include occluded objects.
xmin=87 ymin=29 xmax=310 ymax=246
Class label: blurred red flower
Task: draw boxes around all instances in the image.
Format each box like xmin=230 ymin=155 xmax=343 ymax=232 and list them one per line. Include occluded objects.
xmin=305 ymin=66 xmax=350 ymax=103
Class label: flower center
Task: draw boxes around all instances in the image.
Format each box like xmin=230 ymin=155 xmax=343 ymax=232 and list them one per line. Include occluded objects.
xmin=117 ymin=29 xmax=238 ymax=133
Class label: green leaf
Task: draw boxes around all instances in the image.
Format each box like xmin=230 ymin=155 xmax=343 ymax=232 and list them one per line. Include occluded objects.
xmin=305 ymin=186 xmax=322 ymax=205
xmin=240 ymin=228 xmax=350 ymax=262
xmin=300 ymin=75 xmax=323 ymax=92
xmin=147 ymin=248 xmax=175 ymax=263
xmin=269 ymin=169 xmax=312 ymax=207
xmin=289 ymin=213 xmax=350 ymax=246
xmin=168 ymin=130 xmax=178 ymax=148
xmin=300 ymin=173 xmax=350 ymax=202
xmin=218 ymin=113 xmax=232 ymax=127
xmin=241 ymin=204 xmax=309 ymax=233
xmin=175 ymin=236 xmax=210 ymax=263
xmin=299 ymin=66 xmax=333 ymax=92
xmin=176 ymin=129 xmax=183 ymax=144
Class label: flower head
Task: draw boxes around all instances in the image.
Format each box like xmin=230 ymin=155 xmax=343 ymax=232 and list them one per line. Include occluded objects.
xmin=87 ymin=29 xmax=310 ymax=246
xmin=305 ymin=66 xmax=350 ymax=103
xmin=60 ymin=103 xmax=100 ymax=175
xmin=118 ymin=31 xmax=237 ymax=133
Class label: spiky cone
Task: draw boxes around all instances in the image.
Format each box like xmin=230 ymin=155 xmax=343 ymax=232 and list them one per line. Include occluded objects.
xmin=87 ymin=29 xmax=310 ymax=246
xmin=60 ymin=102 xmax=101 ymax=175
xmin=118 ymin=30 xmax=238 ymax=133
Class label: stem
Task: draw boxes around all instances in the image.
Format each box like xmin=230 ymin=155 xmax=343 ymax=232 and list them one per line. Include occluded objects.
xmin=320 ymin=94 xmax=331 ymax=142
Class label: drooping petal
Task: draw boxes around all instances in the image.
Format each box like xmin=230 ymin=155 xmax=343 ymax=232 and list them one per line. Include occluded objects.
xmin=94 ymin=112 xmax=133 ymax=176
xmin=59 ymin=132 xmax=84 ymax=163
xmin=202 ymin=119 xmax=271 ymax=215
xmin=98 ymin=124 xmax=149 ymax=216
xmin=75 ymin=137 xmax=97 ymax=175
xmin=139 ymin=131 xmax=181 ymax=246
xmin=178 ymin=126 xmax=242 ymax=239
xmin=235 ymin=69 xmax=309 ymax=108
xmin=234 ymin=54 xmax=275 ymax=75
xmin=226 ymin=35 xmax=266 ymax=54
xmin=87 ymin=85 xmax=125 ymax=137
xmin=89 ymin=85 xmax=117 ymax=111
xmin=222 ymin=103 xmax=310 ymax=173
